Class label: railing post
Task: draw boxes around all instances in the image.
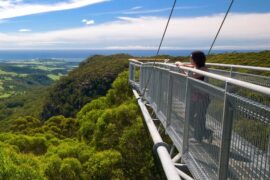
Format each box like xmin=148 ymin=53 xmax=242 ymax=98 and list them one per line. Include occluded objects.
xmin=166 ymin=72 xmax=173 ymax=127
xmin=218 ymin=82 xmax=234 ymax=180
xmin=182 ymin=72 xmax=192 ymax=154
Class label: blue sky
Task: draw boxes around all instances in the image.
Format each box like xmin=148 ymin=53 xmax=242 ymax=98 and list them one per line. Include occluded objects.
xmin=0 ymin=0 xmax=269 ymax=50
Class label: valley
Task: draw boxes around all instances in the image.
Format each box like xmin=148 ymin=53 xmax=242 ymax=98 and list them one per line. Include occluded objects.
xmin=0 ymin=59 xmax=78 ymax=99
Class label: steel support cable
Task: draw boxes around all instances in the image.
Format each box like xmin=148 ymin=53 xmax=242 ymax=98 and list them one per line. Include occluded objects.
xmin=176 ymin=0 xmax=234 ymax=74
xmin=142 ymin=0 xmax=177 ymax=96
xmin=207 ymin=0 xmax=234 ymax=55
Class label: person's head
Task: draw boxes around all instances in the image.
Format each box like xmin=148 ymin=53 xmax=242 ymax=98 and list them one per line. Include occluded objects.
xmin=190 ymin=51 xmax=206 ymax=68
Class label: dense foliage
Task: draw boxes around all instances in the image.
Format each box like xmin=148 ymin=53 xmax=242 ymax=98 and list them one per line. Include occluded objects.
xmin=207 ymin=50 xmax=270 ymax=67
xmin=41 ymin=54 xmax=131 ymax=119
xmin=0 ymin=59 xmax=78 ymax=130
xmin=0 ymin=71 xmax=159 ymax=179
xmin=234 ymin=118 xmax=270 ymax=151
xmin=0 ymin=88 xmax=46 ymax=132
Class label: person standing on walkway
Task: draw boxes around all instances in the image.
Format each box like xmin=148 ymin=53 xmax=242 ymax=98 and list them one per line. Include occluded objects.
xmin=176 ymin=51 xmax=211 ymax=142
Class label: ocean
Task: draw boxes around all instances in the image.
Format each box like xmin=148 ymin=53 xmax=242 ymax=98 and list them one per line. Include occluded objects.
xmin=0 ymin=49 xmax=259 ymax=62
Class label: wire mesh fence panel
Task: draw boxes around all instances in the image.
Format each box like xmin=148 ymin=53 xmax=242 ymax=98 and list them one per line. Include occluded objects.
xmin=209 ymin=68 xmax=231 ymax=77
xmin=150 ymin=69 xmax=159 ymax=111
xmin=129 ymin=63 xmax=141 ymax=90
xmin=133 ymin=66 xmax=137 ymax=83
xmin=148 ymin=67 xmax=155 ymax=104
xmin=208 ymin=66 xmax=270 ymax=88
xmin=231 ymin=72 xmax=270 ymax=88
xmin=158 ymin=69 xmax=170 ymax=119
xmin=169 ymin=74 xmax=187 ymax=152
xmin=141 ymin=66 xmax=149 ymax=101
xmin=139 ymin=67 xmax=145 ymax=92
xmin=227 ymin=91 xmax=270 ymax=180
xmin=143 ymin=66 xmax=151 ymax=97
xmin=134 ymin=66 xmax=140 ymax=83
xmin=183 ymin=79 xmax=224 ymax=180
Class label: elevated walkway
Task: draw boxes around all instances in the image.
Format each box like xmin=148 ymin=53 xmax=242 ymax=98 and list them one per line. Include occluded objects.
xmin=129 ymin=59 xmax=270 ymax=180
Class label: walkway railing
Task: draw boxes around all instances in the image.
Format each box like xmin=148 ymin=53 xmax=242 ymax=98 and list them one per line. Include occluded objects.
xmin=206 ymin=63 xmax=270 ymax=88
xmin=129 ymin=59 xmax=270 ymax=180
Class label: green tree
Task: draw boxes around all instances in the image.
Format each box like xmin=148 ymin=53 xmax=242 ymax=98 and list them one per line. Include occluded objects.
xmin=83 ymin=150 xmax=123 ymax=179
xmin=10 ymin=116 xmax=41 ymax=134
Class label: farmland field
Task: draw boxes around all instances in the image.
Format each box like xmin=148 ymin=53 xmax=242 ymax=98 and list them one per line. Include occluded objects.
xmin=0 ymin=59 xmax=78 ymax=99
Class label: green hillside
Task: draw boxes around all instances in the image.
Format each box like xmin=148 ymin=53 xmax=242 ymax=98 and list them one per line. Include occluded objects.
xmin=207 ymin=50 xmax=270 ymax=67
xmin=0 ymin=54 xmax=131 ymax=131
xmin=41 ymin=54 xmax=131 ymax=120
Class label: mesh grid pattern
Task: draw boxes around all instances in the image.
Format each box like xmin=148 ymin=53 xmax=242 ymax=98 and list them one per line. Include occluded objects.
xmin=129 ymin=62 xmax=270 ymax=180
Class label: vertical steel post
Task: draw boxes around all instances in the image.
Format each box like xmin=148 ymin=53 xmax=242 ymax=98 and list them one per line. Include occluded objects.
xmin=218 ymin=82 xmax=234 ymax=180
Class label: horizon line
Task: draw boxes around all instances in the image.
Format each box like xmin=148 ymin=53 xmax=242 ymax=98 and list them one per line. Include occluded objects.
xmin=0 ymin=48 xmax=267 ymax=51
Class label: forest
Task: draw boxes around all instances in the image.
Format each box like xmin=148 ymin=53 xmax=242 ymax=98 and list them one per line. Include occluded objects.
xmin=0 ymin=71 xmax=160 ymax=179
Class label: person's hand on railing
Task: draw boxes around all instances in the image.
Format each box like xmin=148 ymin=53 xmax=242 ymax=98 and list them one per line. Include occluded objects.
xmin=175 ymin=62 xmax=195 ymax=68
xmin=164 ymin=59 xmax=170 ymax=63
xmin=175 ymin=61 xmax=184 ymax=66
xmin=175 ymin=61 xmax=188 ymax=75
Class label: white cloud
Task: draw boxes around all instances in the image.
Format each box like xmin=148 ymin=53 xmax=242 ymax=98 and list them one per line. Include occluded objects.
xmin=87 ymin=5 xmax=203 ymax=17
xmin=131 ymin=6 xmax=142 ymax=10
xmin=82 ymin=19 xmax=95 ymax=25
xmin=18 ymin=28 xmax=31 ymax=32
xmin=0 ymin=13 xmax=269 ymax=50
xmin=117 ymin=16 xmax=139 ymax=22
xmin=124 ymin=6 xmax=206 ymax=15
xmin=0 ymin=0 xmax=109 ymax=20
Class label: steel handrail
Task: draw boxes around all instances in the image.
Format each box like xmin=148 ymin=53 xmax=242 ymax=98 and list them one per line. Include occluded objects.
xmin=139 ymin=62 xmax=270 ymax=96
xmin=129 ymin=59 xmax=270 ymax=72
xmin=206 ymin=63 xmax=270 ymax=71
